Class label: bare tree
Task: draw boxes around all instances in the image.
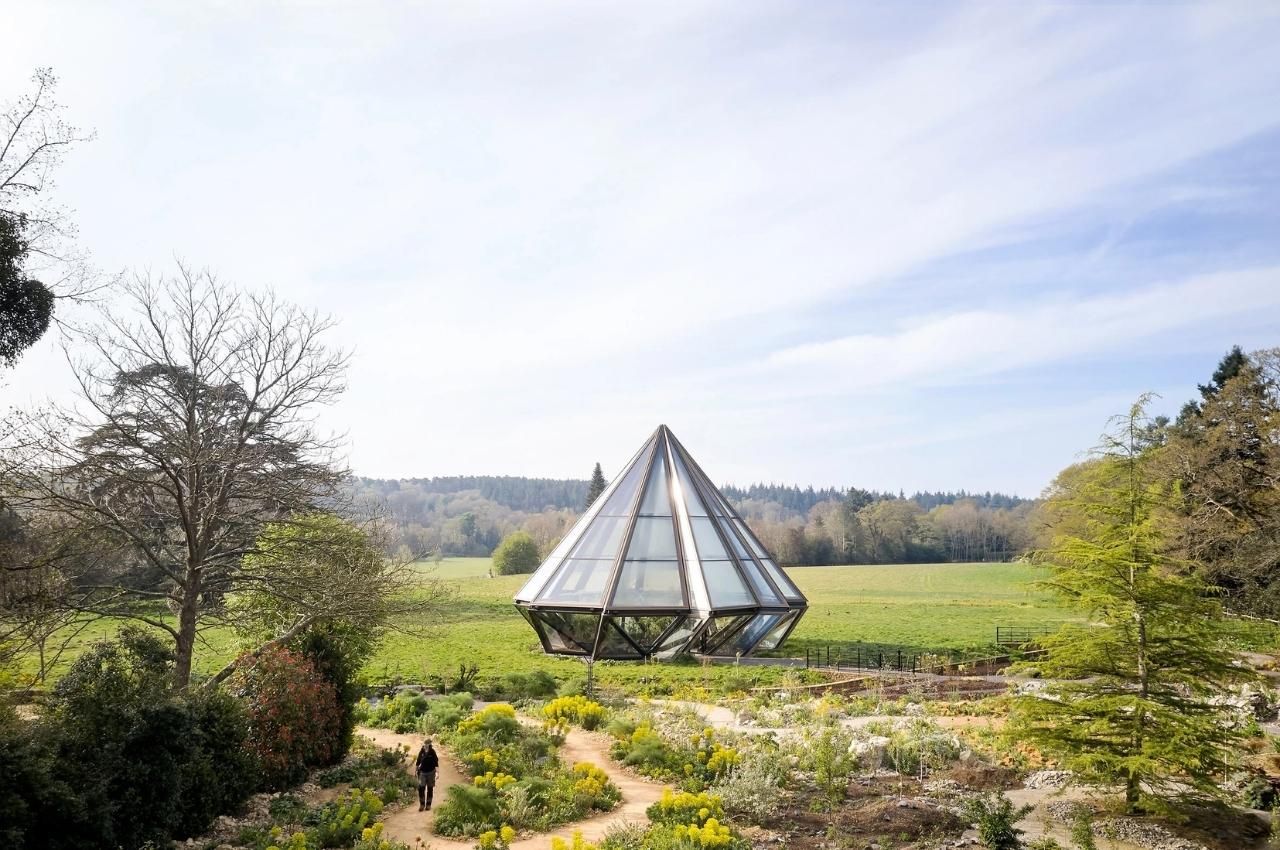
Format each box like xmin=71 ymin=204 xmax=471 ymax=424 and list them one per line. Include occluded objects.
xmin=9 ymin=265 xmax=352 ymax=688
xmin=1 ymin=67 xmax=97 ymax=295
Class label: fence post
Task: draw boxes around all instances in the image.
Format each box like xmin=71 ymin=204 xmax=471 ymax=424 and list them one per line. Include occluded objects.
xmin=805 ymin=648 xmax=809 ymax=668
xmin=897 ymin=649 xmax=902 ymax=671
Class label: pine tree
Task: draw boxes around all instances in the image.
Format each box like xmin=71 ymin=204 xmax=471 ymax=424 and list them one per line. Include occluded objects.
xmin=584 ymin=462 xmax=607 ymax=510
xmin=1011 ymin=396 xmax=1249 ymax=814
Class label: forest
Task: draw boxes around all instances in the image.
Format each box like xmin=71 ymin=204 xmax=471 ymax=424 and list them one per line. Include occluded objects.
xmin=350 ymin=474 xmax=1035 ymax=565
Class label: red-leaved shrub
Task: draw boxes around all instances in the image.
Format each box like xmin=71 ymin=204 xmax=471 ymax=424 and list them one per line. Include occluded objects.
xmin=226 ymin=646 xmax=343 ymax=790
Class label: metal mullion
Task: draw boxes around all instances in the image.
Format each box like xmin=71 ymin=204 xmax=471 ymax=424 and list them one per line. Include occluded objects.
xmin=673 ymin=434 xmax=764 ymax=609
xmin=661 ymin=428 xmax=693 ymax=611
xmin=591 ymin=429 xmax=661 ymax=657
xmin=649 ymin=615 xmax=687 ymax=655
xmin=702 ymin=614 xmax=752 ymax=654
xmin=673 ymin=432 xmax=791 ymax=606
xmin=696 ymin=453 xmax=802 ymax=605
xmin=605 ymin=617 xmax=648 ymax=657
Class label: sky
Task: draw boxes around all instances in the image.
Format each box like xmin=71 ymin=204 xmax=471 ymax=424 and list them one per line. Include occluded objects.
xmin=3 ymin=2 xmax=1279 ymax=498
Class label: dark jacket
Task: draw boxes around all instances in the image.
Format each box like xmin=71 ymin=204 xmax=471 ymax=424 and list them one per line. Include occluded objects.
xmin=415 ymin=745 xmax=439 ymax=774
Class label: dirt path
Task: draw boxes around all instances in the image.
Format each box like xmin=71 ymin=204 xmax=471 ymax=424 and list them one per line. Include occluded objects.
xmin=357 ymin=723 xmax=665 ymax=850
xmin=357 ymin=726 xmax=472 ymax=848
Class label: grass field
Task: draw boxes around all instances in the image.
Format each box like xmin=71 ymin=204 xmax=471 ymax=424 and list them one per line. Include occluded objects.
xmin=20 ymin=558 xmax=1277 ymax=695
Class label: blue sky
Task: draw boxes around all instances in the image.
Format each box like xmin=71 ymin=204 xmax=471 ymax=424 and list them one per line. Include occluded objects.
xmin=3 ymin=2 xmax=1279 ymax=497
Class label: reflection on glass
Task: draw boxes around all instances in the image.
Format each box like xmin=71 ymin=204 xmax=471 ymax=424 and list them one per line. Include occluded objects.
xmin=536 ymin=558 xmax=611 ymax=605
xmin=625 ymin=517 xmax=678 ymax=560
xmin=701 ymin=560 xmax=754 ymax=607
xmin=637 ymin=456 xmax=672 ymax=516
xmin=611 ymin=560 xmax=682 ymax=607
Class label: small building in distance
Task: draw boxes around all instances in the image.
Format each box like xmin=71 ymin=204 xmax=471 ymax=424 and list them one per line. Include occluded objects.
xmin=513 ymin=425 xmax=807 ymax=660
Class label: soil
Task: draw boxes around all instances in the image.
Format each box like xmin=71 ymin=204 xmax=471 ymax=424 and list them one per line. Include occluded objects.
xmin=767 ymin=776 xmax=967 ymax=849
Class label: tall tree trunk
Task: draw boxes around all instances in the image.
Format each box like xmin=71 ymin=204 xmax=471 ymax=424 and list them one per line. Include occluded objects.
xmin=173 ymin=565 xmax=202 ymax=690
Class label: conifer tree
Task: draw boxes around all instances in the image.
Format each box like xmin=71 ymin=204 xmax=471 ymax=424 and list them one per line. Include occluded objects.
xmin=584 ymin=462 xmax=607 ymax=510
xmin=1011 ymin=396 xmax=1249 ymax=814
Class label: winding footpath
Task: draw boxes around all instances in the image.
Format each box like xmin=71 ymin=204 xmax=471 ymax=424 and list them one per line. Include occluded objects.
xmin=357 ymin=722 xmax=665 ymax=850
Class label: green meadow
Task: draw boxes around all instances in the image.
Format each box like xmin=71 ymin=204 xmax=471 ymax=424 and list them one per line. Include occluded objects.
xmin=22 ymin=558 xmax=1276 ymax=693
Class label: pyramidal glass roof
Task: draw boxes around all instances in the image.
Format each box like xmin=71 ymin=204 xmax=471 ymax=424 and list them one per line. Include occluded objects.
xmin=514 ymin=425 xmax=807 ymax=660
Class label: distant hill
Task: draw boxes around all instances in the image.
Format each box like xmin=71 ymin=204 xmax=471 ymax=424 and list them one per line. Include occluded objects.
xmin=349 ymin=474 xmax=1033 ymax=563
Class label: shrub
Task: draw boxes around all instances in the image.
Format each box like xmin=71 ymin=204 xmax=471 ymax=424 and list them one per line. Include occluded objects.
xmin=433 ymin=784 xmax=502 ymax=836
xmin=493 ymin=670 xmax=558 ymax=701
xmin=493 ymin=531 xmax=541 ymax=575
xmin=646 ymin=789 xmax=725 ymax=827
xmin=457 ymin=703 xmax=521 ymax=742
xmin=544 ymin=696 xmax=606 ymax=731
xmin=293 ymin=622 xmax=377 ymax=759
xmin=710 ymin=748 xmax=783 ymax=823
xmin=310 ymin=788 xmax=385 ymax=847
xmin=553 ymin=831 xmax=600 ymax=850
xmin=476 ymin=825 xmax=517 ymax=849
xmin=356 ymin=691 xmax=431 ymax=733
xmin=227 ymin=645 xmax=344 ymax=790
xmin=175 ymin=687 xmax=258 ymax=836
xmin=961 ymin=793 xmax=1034 ymax=850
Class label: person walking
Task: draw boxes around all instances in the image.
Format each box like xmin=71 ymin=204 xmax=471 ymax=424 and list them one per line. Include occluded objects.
xmin=415 ymin=739 xmax=439 ymax=811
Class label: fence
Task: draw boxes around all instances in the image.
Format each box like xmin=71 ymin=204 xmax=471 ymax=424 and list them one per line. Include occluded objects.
xmin=994 ymin=626 xmax=1053 ymax=647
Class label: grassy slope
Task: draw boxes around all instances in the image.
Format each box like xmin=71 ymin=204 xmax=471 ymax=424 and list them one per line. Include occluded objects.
xmin=27 ymin=559 xmax=1273 ymax=693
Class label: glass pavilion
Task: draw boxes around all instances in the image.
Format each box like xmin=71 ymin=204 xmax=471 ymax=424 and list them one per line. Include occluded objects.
xmin=514 ymin=425 xmax=807 ymax=660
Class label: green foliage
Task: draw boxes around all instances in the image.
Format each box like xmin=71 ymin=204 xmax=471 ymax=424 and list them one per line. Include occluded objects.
xmin=585 ymin=463 xmax=607 ymax=510
xmin=293 ymin=621 xmax=378 ymax=759
xmin=488 ymin=669 xmax=559 ymax=701
xmin=961 ymin=792 xmax=1033 ymax=850
xmin=492 ymin=531 xmax=541 ymax=575
xmin=354 ymin=691 xmax=431 ymax=733
xmin=0 ymin=629 xmax=257 ymax=849
xmin=0 ymin=212 xmax=54 ymax=367
xmin=227 ymin=645 xmax=344 ymax=790
xmin=432 ymin=784 xmax=501 ymax=836
xmin=309 ymin=788 xmax=384 ymax=847
xmin=1069 ymin=810 xmax=1097 ymax=850
xmin=1012 ymin=398 xmax=1252 ymax=813
xmin=646 ymin=789 xmax=725 ymax=826
xmin=709 ymin=746 xmax=784 ymax=823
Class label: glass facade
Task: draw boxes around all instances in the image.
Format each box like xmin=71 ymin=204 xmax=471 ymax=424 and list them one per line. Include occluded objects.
xmin=515 ymin=425 xmax=807 ymax=659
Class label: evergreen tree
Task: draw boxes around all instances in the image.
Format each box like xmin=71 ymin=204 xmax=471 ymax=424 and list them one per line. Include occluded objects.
xmin=1175 ymin=345 xmax=1247 ymax=428
xmin=1170 ymin=350 xmax=1280 ymax=614
xmin=584 ymin=462 xmax=607 ymax=510
xmin=1011 ymin=396 xmax=1249 ymax=813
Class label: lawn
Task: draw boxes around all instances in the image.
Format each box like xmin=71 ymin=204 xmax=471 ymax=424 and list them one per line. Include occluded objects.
xmin=20 ymin=558 xmax=1276 ymax=695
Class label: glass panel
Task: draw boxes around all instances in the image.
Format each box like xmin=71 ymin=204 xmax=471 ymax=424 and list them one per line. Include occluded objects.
xmin=616 ymin=616 xmax=679 ymax=651
xmin=653 ymin=617 xmax=696 ymax=657
xmin=722 ymin=525 xmax=752 ymax=559
xmin=611 ymin=560 xmax=683 ymax=607
xmin=538 ymin=611 xmax=601 ymax=651
xmin=729 ymin=613 xmax=782 ymax=654
xmin=671 ymin=449 xmax=710 ymax=517
xmin=738 ymin=558 xmax=784 ymax=605
xmin=536 ymin=558 xmax=612 ymax=605
xmin=733 ymin=519 xmax=768 ymax=558
xmin=757 ymin=612 xmax=798 ymax=652
xmin=701 ymin=560 xmax=755 ymax=608
xmin=697 ymin=614 xmax=750 ymax=653
xmin=637 ymin=455 xmax=672 ymax=516
xmin=570 ymin=515 xmax=629 ymax=560
xmin=598 ymin=450 xmax=651 ymax=516
xmin=597 ymin=620 xmax=641 ymax=658
xmin=625 ymin=517 xmax=677 ymax=560
xmin=691 ymin=517 xmax=729 ymax=560
xmin=515 ymin=555 xmax=564 ymax=602
xmin=760 ymin=557 xmax=805 ymax=601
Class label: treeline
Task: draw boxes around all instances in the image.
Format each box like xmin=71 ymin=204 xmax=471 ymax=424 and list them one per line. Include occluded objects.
xmin=721 ymin=483 xmax=1028 ymax=514
xmin=745 ymin=496 xmax=1035 ymax=566
xmin=355 ymin=474 xmax=1035 ymax=565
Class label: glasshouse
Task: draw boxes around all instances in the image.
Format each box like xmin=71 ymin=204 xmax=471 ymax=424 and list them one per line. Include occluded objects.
xmin=514 ymin=425 xmax=808 ymax=660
